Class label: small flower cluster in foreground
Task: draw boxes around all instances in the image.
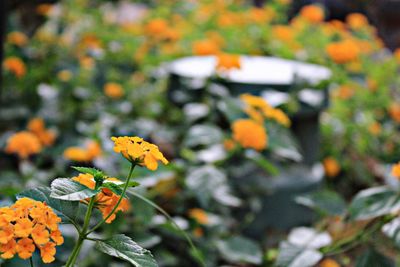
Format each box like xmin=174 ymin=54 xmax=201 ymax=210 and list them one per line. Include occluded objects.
xmin=0 ymin=198 xmax=63 ymax=263
xmin=72 ymin=173 xmax=130 ymax=223
xmin=111 ymin=136 xmax=169 ymax=170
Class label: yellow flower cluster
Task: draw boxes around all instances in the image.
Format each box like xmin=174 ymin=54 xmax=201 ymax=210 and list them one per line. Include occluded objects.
xmin=72 ymin=174 xmax=130 ymax=223
xmin=63 ymin=140 xmax=102 ymax=162
xmin=0 ymin=198 xmax=63 ymax=263
xmin=240 ymin=94 xmax=291 ymax=127
xmin=111 ymin=136 xmax=168 ymax=171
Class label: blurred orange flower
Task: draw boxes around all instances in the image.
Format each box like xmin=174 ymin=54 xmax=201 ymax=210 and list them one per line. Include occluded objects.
xmin=192 ymin=39 xmax=220 ymax=56
xmin=104 ymin=82 xmax=124 ymax=99
xmin=27 ymin=118 xmax=56 ymax=147
xmin=299 ymin=5 xmax=324 ymax=23
xmin=188 ymin=209 xmax=209 ymax=225
xmin=346 ymin=13 xmax=368 ymax=30
xmin=392 ymin=162 xmax=400 ymax=178
xmin=232 ymin=119 xmax=267 ymax=151
xmin=7 ymin=32 xmax=28 ymax=47
xmin=389 ymin=103 xmax=400 ymax=123
xmin=216 ymin=53 xmax=241 ymax=71
xmin=63 ymin=141 xmax=102 ymax=162
xmin=326 ymin=40 xmax=360 ymax=64
xmin=5 ymin=132 xmax=42 ymax=159
xmin=319 ymin=258 xmax=340 ymax=267
xmin=323 ymin=157 xmax=340 ymax=177
xmin=3 ymin=57 xmax=26 ymax=78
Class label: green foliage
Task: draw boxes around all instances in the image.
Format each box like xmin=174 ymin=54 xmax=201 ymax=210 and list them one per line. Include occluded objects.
xmin=216 ymin=236 xmax=262 ymax=265
xmin=349 ymin=186 xmax=400 ymax=220
xmin=50 ymin=178 xmax=100 ymax=201
xmin=95 ymin=234 xmax=158 ymax=267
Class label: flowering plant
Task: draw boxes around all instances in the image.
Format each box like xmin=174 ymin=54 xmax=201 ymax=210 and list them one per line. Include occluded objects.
xmin=2 ymin=136 xmax=169 ymax=266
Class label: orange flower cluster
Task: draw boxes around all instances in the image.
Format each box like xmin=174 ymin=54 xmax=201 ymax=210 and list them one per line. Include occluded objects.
xmin=240 ymin=94 xmax=290 ymax=127
xmin=72 ymin=174 xmax=130 ymax=223
xmin=319 ymin=258 xmax=340 ymax=267
xmin=192 ymin=39 xmax=220 ymax=56
xmin=7 ymin=31 xmax=28 ymax=47
xmin=27 ymin=118 xmax=56 ymax=147
xmin=104 ymin=82 xmax=124 ymax=99
xmin=5 ymin=132 xmax=42 ymax=159
xmin=247 ymin=7 xmax=275 ymax=24
xmin=4 ymin=118 xmax=56 ymax=159
xmin=63 ymin=140 xmax=102 ymax=162
xmin=346 ymin=13 xmax=368 ymax=30
xmin=232 ymin=119 xmax=268 ymax=151
xmin=0 ymin=198 xmax=63 ymax=263
xmin=145 ymin=18 xmax=180 ymax=41
xmin=323 ymin=157 xmax=340 ymax=178
xmin=216 ymin=53 xmax=241 ymax=71
xmin=389 ymin=103 xmax=400 ymax=123
xmin=326 ymin=40 xmax=360 ymax=64
xmin=111 ymin=136 xmax=168 ymax=170
xmin=3 ymin=57 xmax=26 ymax=78
xmin=299 ymin=5 xmax=324 ymax=23
xmin=272 ymin=25 xmax=294 ymax=43
xmin=188 ymin=209 xmax=209 ymax=225
xmin=392 ymin=163 xmax=400 ymax=179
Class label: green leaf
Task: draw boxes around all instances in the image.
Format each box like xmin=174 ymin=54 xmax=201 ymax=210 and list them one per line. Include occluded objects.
xmin=72 ymin=166 xmax=104 ymax=177
xmin=295 ymin=190 xmax=346 ymax=216
xmin=102 ymin=182 xmax=124 ymax=196
xmin=186 ymin=166 xmax=241 ymax=207
xmin=183 ymin=124 xmax=223 ymax=148
xmin=216 ymin=236 xmax=262 ymax=265
xmin=349 ymin=186 xmax=400 ymax=220
xmin=50 ymin=178 xmax=99 ymax=201
xmin=355 ymin=248 xmax=395 ymax=267
xmin=17 ymin=187 xmax=78 ymax=224
xmin=276 ymin=242 xmax=322 ymax=267
xmin=95 ymin=234 xmax=158 ymax=267
xmin=382 ymin=218 xmax=400 ymax=248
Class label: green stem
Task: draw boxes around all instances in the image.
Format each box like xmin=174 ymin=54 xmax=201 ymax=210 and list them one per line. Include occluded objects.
xmin=322 ymin=215 xmax=396 ymax=256
xmin=127 ymin=189 xmax=206 ymax=267
xmin=87 ymin=164 xmax=135 ymax=235
xmin=29 ymin=257 xmax=34 ymax=267
xmin=65 ymin=196 xmax=96 ymax=267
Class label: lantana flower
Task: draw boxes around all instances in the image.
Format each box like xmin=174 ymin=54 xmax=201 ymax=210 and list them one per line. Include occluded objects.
xmin=5 ymin=131 xmax=42 ymax=159
xmin=0 ymin=198 xmax=63 ymax=263
xmin=232 ymin=119 xmax=268 ymax=151
xmin=240 ymin=94 xmax=290 ymax=127
xmin=27 ymin=118 xmax=56 ymax=147
xmin=72 ymin=173 xmax=130 ymax=223
xmin=3 ymin=57 xmax=26 ymax=78
xmin=63 ymin=140 xmax=102 ymax=162
xmin=111 ymin=136 xmax=168 ymax=171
